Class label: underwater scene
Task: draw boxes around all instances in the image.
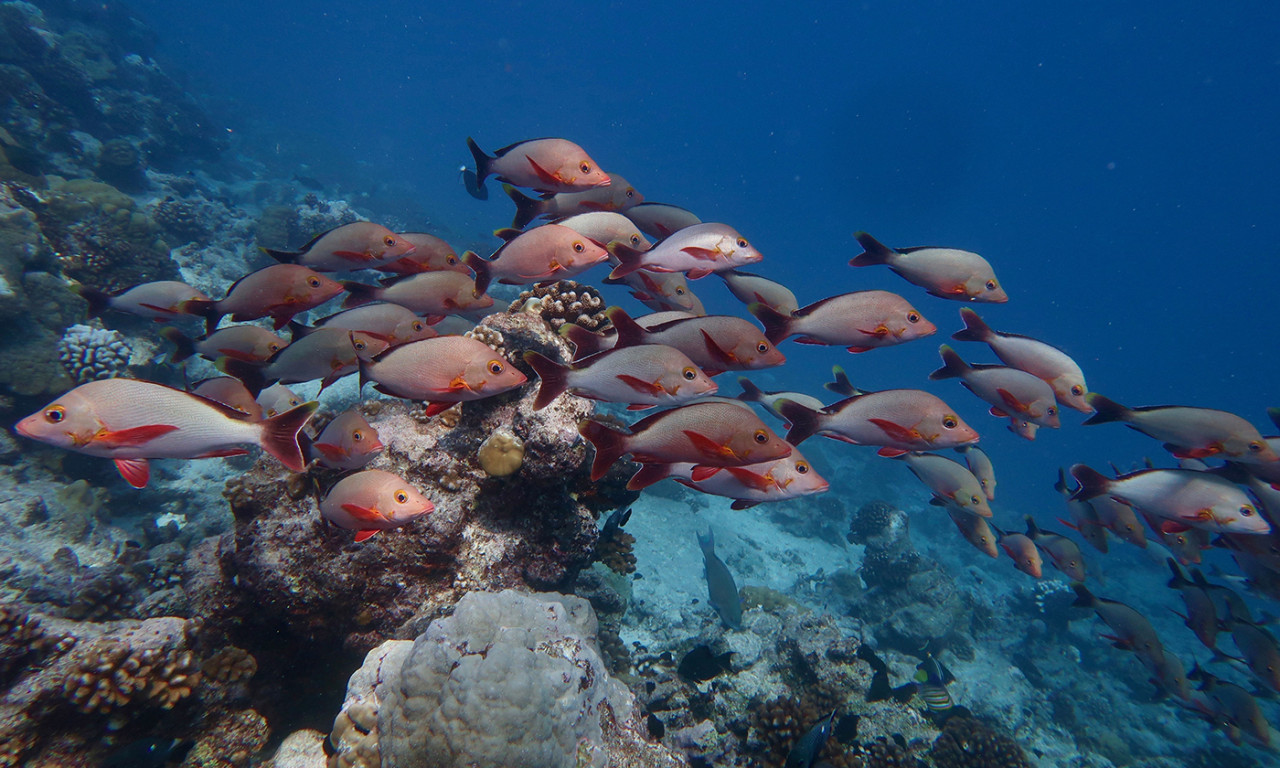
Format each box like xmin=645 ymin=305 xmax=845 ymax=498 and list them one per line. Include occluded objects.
xmin=1 ymin=0 xmax=1279 ymax=766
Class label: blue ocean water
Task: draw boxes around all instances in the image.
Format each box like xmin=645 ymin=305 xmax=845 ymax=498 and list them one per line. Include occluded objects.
xmin=134 ymin=0 xmax=1280 ymax=513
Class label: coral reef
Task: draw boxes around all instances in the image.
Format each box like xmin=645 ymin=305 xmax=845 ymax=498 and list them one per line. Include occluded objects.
xmin=94 ymin=138 xmax=146 ymax=193
xmin=476 ymin=426 xmax=524 ymax=476
xmin=509 ymin=279 xmax=609 ymax=331
xmin=57 ymin=322 xmax=131 ymax=383
xmin=928 ymin=716 xmax=1033 ymax=768
xmin=62 ymin=637 xmax=201 ymax=713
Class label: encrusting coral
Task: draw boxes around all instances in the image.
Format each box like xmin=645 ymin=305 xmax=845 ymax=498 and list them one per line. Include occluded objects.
xmin=477 ymin=426 xmax=524 ymax=477
xmin=61 ymin=638 xmax=202 ymax=714
xmin=927 ymin=716 xmax=1033 ymax=768
xmin=509 ymin=279 xmax=609 ymax=331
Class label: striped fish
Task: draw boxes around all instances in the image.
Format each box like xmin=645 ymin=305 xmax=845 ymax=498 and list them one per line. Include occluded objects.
xmin=914 ymin=655 xmax=955 ymax=715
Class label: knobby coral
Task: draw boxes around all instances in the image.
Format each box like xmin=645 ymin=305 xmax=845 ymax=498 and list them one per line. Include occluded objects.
xmin=509 ymin=280 xmax=608 ymax=331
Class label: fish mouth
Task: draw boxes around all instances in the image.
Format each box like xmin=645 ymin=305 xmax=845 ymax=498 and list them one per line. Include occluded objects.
xmin=595 ymin=177 xmax=612 ymax=187
xmin=13 ymin=417 xmax=34 ymax=438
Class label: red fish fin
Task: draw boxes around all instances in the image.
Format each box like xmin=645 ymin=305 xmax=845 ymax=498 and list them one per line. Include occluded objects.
xmin=702 ymin=369 xmax=724 ymax=377
xmin=114 ymin=458 xmax=150 ymax=488
xmin=524 ymin=351 xmax=569 ymax=410
xmin=95 ymin=424 xmax=180 ymax=447
xmin=137 ymin=302 xmax=175 ymax=315
xmin=680 ymin=246 xmax=720 ymax=261
xmin=353 ymin=529 xmax=380 ymax=542
xmin=989 ymin=406 xmax=1009 ymax=418
xmin=195 ymin=448 xmax=250 ymax=459
xmin=867 ymin=418 xmax=917 ymax=445
xmin=525 ymin=155 xmax=561 ymax=187
xmin=260 ymin=401 xmax=319 ymax=472
xmin=313 ymin=442 xmax=346 ymax=461
xmin=627 ymin=463 xmax=674 ymax=490
xmin=216 ymin=348 xmax=260 ymax=363
xmin=686 ymin=268 xmax=714 ymax=280
xmin=996 ymin=388 xmax=1030 ymax=414
xmin=606 ymin=242 xmax=647 ymax=280
xmin=1169 ymin=445 xmax=1220 ymax=460
xmin=682 ymin=430 xmax=731 ymax=461
xmin=616 ymin=374 xmax=663 ymax=396
xmin=877 ymin=447 xmax=909 ymax=458
xmin=690 ymin=465 xmax=722 ymax=482
xmin=1057 ymin=517 xmax=1080 ymax=531
xmin=580 ymin=419 xmax=629 ymax=481
xmin=333 ymin=250 xmax=372 ymax=262
xmin=626 ymin=404 xmax=657 ymax=411
xmin=725 ymin=466 xmax=773 ymax=491
xmin=1161 ymin=520 xmax=1191 ymax=534
xmin=340 ymin=503 xmax=385 ymax=523
xmin=846 ymin=346 xmax=873 ymax=353
xmin=423 ymin=402 xmax=456 ymax=417
xmin=699 ymin=329 xmax=736 ymax=366
xmin=270 ymin=314 xmax=293 ymax=331
xmin=731 ymin=499 xmax=761 ymax=510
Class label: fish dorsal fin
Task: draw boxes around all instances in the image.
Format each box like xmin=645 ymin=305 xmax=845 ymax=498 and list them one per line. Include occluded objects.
xmin=492 ymin=227 xmax=523 ymax=242
xmin=298 ymin=225 xmax=339 ymax=252
xmin=605 ymin=307 xmax=649 ymax=348
xmin=492 ymin=137 xmax=558 ymax=157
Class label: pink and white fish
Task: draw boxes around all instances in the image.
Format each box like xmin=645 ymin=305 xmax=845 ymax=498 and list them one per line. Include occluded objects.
xmin=852 ymin=232 xmax=1007 ymax=303
xmin=162 ymin=325 xmax=288 ymax=364
xmin=606 ymin=269 xmax=706 ymax=315
xmin=524 ymin=344 xmax=717 ymax=411
xmin=608 ymin=223 xmax=762 ymax=281
xmin=505 ymin=175 xmax=642 ymax=229
xmin=603 ymin=307 xmax=785 ymax=376
xmin=77 ymin=280 xmax=209 ymax=322
xmin=952 ymin=308 xmax=1089 ymax=412
xmin=464 ymin=224 xmax=609 ymax=295
xmin=930 ymin=345 xmax=1061 ymax=428
xmin=183 ymin=264 xmax=343 ymax=332
xmin=318 ymin=469 xmax=433 ymax=542
xmin=623 ymin=202 xmax=702 ymax=239
xmin=719 ymin=270 xmax=798 ymax=316
xmin=631 ymin=448 xmax=829 ymax=509
xmin=315 ymin=303 xmax=438 ymax=346
xmin=1070 ymin=465 xmax=1270 ymax=535
xmin=308 ymin=409 xmax=383 ymax=470
xmin=15 ymin=379 xmax=316 ymax=487
xmin=263 ymin=221 xmax=415 ymax=271
xmin=191 ymin=376 xmax=263 ymax=420
xmin=342 ymin=272 xmax=494 ymax=318
xmin=358 ymin=336 xmax=527 ymax=415
xmin=779 ymin=389 xmax=979 ymax=456
xmin=752 ymin=290 xmax=934 ymax=353
xmin=464 ymin=137 xmax=610 ymax=199
xmin=376 ymin=232 xmax=469 ymax=275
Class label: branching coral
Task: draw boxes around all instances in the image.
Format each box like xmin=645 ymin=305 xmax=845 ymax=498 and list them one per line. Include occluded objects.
xmin=0 ymin=604 xmax=71 ymax=681
xmin=928 ymin=717 xmax=1032 ymax=768
xmin=595 ymin=508 xmax=637 ymax=576
xmin=57 ymin=322 xmax=130 ymax=383
xmin=847 ymin=500 xmax=897 ymax=544
xmin=61 ymin=638 xmax=202 ymax=714
xmin=509 ymin=280 xmax=608 ymax=331
xmin=463 ymin=323 xmax=506 ymax=358
xmin=201 ymin=646 xmax=258 ymax=685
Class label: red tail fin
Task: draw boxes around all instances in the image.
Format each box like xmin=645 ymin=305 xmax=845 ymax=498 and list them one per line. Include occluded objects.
xmin=606 ymin=242 xmax=647 ymax=280
xmin=259 ymin=401 xmax=319 ymax=472
xmin=579 ymin=418 xmax=630 ymax=481
xmin=627 ymin=463 xmax=674 ymax=490
xmin=463 ymin=251 xmax=492 ymax=296
xmin=1069 ymin=464 xmax=1112 ymax=501
xmin=748 ymin=302 xmax=791 ymax=345
xmin=525 ymin=351 xmax=570 ymax=410
xmin=160 ymin=326 xmax=196 ymax=363
xmin=75 ymin=285 xmax=113 ymax=318
xmin=1081 ymin=394 xmax=1130 ymax=426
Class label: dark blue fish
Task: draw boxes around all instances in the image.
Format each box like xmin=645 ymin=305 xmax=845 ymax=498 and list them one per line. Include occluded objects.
xmin=104 ymin=738 xmax=193 ymax=768
xmin=698 ymin=528 xmax=742 ymax=629
xmin=784 ymin=710 xmax=836 ymax=768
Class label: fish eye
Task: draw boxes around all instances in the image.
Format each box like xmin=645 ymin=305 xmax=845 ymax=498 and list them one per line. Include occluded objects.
xmin=682 ymin=367 xmax=698 ymax=381
xmin=756 ymin=342 xmax=770 ymax=354
xmin=736 ymin=238 xmax=748 ymax=248
xmin=579 ymin=162 xmax=592 ymax=174
xmin=413 ymin=321 xmax=425 ymax=332
xmin=354 ymin=339 xmax=366 ymax=350
xmin=1241 ymin=505 xmax=1256 ymax=517
xmin=488 ymin=360 xmax=504 ymax=375
xmin=352 ymin=430 xmax=363 ymax=442
xmin=675 ymin=287 xmax=686 ymax=295
xmin=1071 ymin=385 xmax=1084 ymax=396
xmin=971 ymin=495 xmax=981 ymax=505
xmin=573 ymin=241 xmax=585 ymax=253
xmin=383 ymin=236 xmax=396 ymax=247
xmin=625 ymin=189 xmax=635 ymax=198
xmin=630 ymin=235 xmax=641 ymax=246
xmin=753 ymin=429 xmax=769 ymax=444
xmin=44 ymin=405 xmax=66 ymax=423
xmin=268 ymin=342 xmax=281 ymax=352
xmin=985 ymin=280 xmax=998 ymax=291
xmin=907 ymin=312 xmax=921 ymax=323
xmin=942 ymin=416 xmax=959 ymax=429
xmin=308 ymin=277 xmax=322 ymax=288
xmin=447 ymin=255 xmax=459 ymax=265
xmin=1250 ymin=441 xmax=1266 ymax=453
xmin=394 ymin=490 xmax=409 ymax=504
xmin=1047 ymin=406 xmax=1058 ymax=416
xmin=796 ymin=461 xmax=810 ymax=474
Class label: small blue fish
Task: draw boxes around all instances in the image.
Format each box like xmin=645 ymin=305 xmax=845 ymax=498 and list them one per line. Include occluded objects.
xmin=698 ymin=529 xmax=742 ymax=629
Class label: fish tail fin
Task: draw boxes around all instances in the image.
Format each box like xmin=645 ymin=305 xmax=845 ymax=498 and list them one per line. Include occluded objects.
xmin=579 ymin=418 xmax=629 ymax=481
xmin=604 ymin=306 xmax=648 ymax=347
xmin=339 ymin=281 xmax=378 ymax=309
xmin=1167 ymin=557 xmax=1191 ymax=589
xmin=261 ymin=246 xmax=300 ymax=264
xmin=747 ymin=302 xmax=791 ymax=345
xmin=180 ymin=298 xmax=222 ymax=334
xmin=825 ymin=365 xmax=857 ymax=396
xmin=524 ymin=351 xmax=569 ymax=410
xmin=606 ymin=242 xmax=646 ymax=280
xmin=259 ymin=401 xmax=319 ymax=472
xmin=74 ymin=284 xmax=112 ymax=318
xmin=1070 ymin=583 xmax=1097 ymax=608
xmin=160 ymin=326 xmax=196 ymax=363
xmin=929 ymin=344 xmax=970 ymax=380
xmin=1268 ymin=407 xmax=1280 ymax=432
xmin=463 ymin=251 xmax=491 ymax=296
xmin=464 ymin=137 xmax=491 ymax=200
xmin=850 ymin=231 xmax=894 ymax=266
xmin=951 ymin=307 xmax=992 ymax=343
xmin=1053 ymin=467 xmax=1072 ymax=495
xmin=559 ymin=323 xmax=605 ymax=361
xmin=1024 ymin=515 xmax=1042 ymax=537
xmin=696 ymin=528 xmax=715 ymax=557
xmin=778 ymin=399 xmax=822 ymax=445
xmin=736 ymin=377 xmax=763 ymax=403
xmin=504 ymin=184 xmax=542 ymax=228
xmin=1082 ymin=393 xmax=1130 ymax=425
xmin=217 ymin=357 xmax=269 ymax=398
xmin=627 ymin=463 xmax=674 ymax=491
xmin=1069 ymin=464 xmax=1111 ymax=501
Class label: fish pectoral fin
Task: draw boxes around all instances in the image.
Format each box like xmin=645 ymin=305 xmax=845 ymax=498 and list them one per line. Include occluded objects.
xmin=340 ymin=503 xmax=386 ymax=523
xmin=846 ymin=346 xmax=873 ymax=353
xmin=699 ymin=329 xmax=736 ymax=365
xmin=996 ymin=388 xmax=1031 ymax=413
xmin=95 ymin=424 xmax=180 ymax=447
xmin=216 ymin=348 xmax=260 ymax=362
xmin=730 ymin=499 xmax=760 ymax=510
xmin=725 ymin=466 xmax=774 ymax=492
xmin=855 ymin=325 xmax=889 ymax=338
xmin=877 ymin=447 xmax=910 ymax=458
xmin=689 ymin=465 xmax=722 ymax=482
xmin=683 ymin=429 xmax=735 ymax=462
xmin=423 ymin=401 xmax=456 ymax=417
xmin=867 ymin=418 xmax=918 ymax=445
xmin=1167 ymin=444 xmax=1221 ymax=460
xmin=333 ymin=250 xmax=374 ymax=262
xmin=138 ymin=302 xmax=176 ymax=314
xmin=195 ymin=448 xmax=250 ymax=459
xmin=525 ymin=156 xmax=561 ymax=187
xmin=989 ymin=406 xmax=1009 ymax=418
xmin=353 ymin=529 xmax=380 ymax=542
xmin=685 ymin=268 xmax=714 ymax=280
xmin=616 ymin=374 xmax=664 ymax=396
xmin=626 ymin=404 xmax=657 ymax=411
xmin=448 ymin=375 xmax=474 ymax=392
xmin=680 ymin=246 xmax=721 ymax=261
xmin=114 ymin=458 xmax=151 ymax=488
xmin=313 ymin=442 xmax=346 ymax=460
xmin=1162 ymin=519 xmax=1193 ymax=534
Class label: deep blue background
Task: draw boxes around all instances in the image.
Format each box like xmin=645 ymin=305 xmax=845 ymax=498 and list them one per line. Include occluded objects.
xmin=133 ymin=1 xmax=1280 ymax=526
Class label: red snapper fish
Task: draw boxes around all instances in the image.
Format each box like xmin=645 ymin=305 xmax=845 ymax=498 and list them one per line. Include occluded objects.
xmin=257 ymin=383 xmax=302 ymax=418
xmin=1084 ymin=394 xmax=1278 ymax=464
xmin=504 ymin=175 xmax=642 ymax=229
xmin=376 ymin=232 xmax=469 ymax=275
xmin=77 ymin=280 xmax=209 ymax=322
xmin=524 ymin=344 xmax=717 ymax=410
xmin=952 ymin=308 xmax=1090 ymax=412
xmin=15 ymin=378 xmax=316 ymax=487
xmin=464 ymin=224 xmax=609 ymax=295
xmin=605 ymin=270 xmax=706 ymax=315
xmin=263 ymin=221 xmax=415 ymax=271
xmin=930 ymin=345 xmax=1060 ymax=428
xmin=578 ymin=401 xmax=793 ymax=483
xmin=342 ymin=271 xmax=493 ymax=319
xmin=994 ymin=528 xmax=1042 ymax=578
xmin=191 ymin=376 xmax=263 ymax=421
xmin=318 ymin=469 xmax=433 ymax=542
xmin=162 ymin=324 xmax=287 ymax=365
xmin=314 ymin=303 xmax=437 ymax=346
xmin=464 ymin=137 xmax=610 ymax=199
xmin=358 ymin=336 xmax=527 ymax=415
xmin=947 ymin=505 xmax=999 ymax=558
xmin=603 ymin=307 xmax=784 ymax=376
xmin=183 ymin=264 xmax=343 ymax=332
xmin=893 ymin=451 xmax=992 ymax=517
xmin=1024 ymin=517 xmax=1086 ymax=581
xmin=308 ymin=409 xmax=383 ymax=470
xmin=553 ymin=211 xmax=651 ymax=250
xmin=752 ymin=291 xmax=935 ymax=353
xmin=778 ymin=389 xmax=979 ymax=456
xmin=957 ymin=445 xmax=996 ymax=501
xmin=623 ymin=202 xmax=702 ymax=239
xmin=719 ymin=270 xmax=798 ymax=316
xmin=224 ymin=327 xmax=389 ymax=392
xmin=608 ymin=223 xmax=762 ymax=281
xmin=630 ymin=448 xmax=829 ymax=509
xmin=1070 ymin=464 xmax=1269 ymax=535
xmin=851 ymin=232 xmax=1007 ymax=303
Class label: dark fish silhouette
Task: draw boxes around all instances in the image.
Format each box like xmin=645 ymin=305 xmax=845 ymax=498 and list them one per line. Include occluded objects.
xmin=698 ymin=529 xmax=742 ymax=629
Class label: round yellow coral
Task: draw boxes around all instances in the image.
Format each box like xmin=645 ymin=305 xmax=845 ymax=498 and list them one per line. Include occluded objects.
xmin=478 ymin=428 xmax=524 ymax=477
